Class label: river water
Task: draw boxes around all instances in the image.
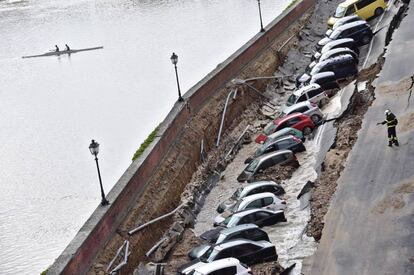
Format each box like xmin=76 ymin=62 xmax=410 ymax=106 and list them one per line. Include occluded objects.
xmin=0 ymin=0 xmax=292 ymax=274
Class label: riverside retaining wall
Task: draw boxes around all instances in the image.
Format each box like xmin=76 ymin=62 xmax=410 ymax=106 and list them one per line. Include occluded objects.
xmin=47 ymin=1 xmax=316 ymax=274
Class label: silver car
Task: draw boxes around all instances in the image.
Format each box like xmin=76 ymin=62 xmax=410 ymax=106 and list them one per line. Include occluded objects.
xmin=281 ymin=101 xmax=323 ymax=123
xmin=217 ymin=181 xmax=285 ymax=213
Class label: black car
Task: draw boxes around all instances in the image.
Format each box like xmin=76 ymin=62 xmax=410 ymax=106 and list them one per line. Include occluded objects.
xmin=178 ymin=239 xmax=278 ymax=274
xmin=317 ymin=21 xmax=373 ymax=49
xmin=311 ymin=38 xmax=359 ymax=61
xmin=188 ymin=224 xmax=270 ymax=260
xmin=245 ymin=135 xmax=305 ymax=164
xmin=309 ymin=72 xmax=339 ymax=92
xmin=299 ymin=54 xmax=357 ymax=85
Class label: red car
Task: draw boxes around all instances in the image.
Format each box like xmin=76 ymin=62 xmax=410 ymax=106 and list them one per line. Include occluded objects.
xmin=255 ymin=113 xmax=315 ymax=143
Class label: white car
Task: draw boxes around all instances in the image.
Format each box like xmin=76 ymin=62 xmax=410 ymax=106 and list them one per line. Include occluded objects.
xmin=286 ymin=83 xmax=328 ymax=107
xmin=214 ymin=192 xmax=286 ymax=224
xmin=193 ymin=258 xmax=252 ymax=275
xmin=281 ymin=101 xmax=323 ymax=123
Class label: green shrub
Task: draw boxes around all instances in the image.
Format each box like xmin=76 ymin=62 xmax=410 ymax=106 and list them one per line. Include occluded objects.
xmin=132 ymin=126 xmax=159 ymax=161
xmin=285 ymin=0 xmax=300 ymax=11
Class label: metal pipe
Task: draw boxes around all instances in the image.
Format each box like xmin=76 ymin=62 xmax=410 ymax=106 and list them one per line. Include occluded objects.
xmin=225 ymin=125 xmax=250 ymax=159
xmin=216 ymin=88 xmax=237 ymax=147
xmin=128 ymin=203 xmax=185 ymax=236
xmin=145 ymin=237 xmax=168 ymax=257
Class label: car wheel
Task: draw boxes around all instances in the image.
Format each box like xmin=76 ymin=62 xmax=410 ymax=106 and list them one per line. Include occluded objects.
xmin=362 ymin=34 xmax=371 ymax=45
xmin=303 ymin=126 xmax=312 ymax=136
xmin=375 ymin=7 xmax=384 ymax=17
xmin=311 ymin=114 xmax=321 ymax=124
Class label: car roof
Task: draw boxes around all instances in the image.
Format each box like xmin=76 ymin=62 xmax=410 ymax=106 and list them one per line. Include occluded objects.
xmin=311 ymin=71 xmax=336 ymax=79
xmin=334 ymin=15 xmax=361 ymax=27
xmin=213 ymin=239 xmax=269 ymax=251
xmin=220 ymin=223 xmax=259 ymax=235
xmin=267 ymin=127 xmax=300 ymax=139
xmin=315 ymin=54 xmax=354 ymax=70
xmin=194 ymin=258 xmax=241 ymax=273
xmin=283 ymin=101 xmax=312 ymax=113
xmin=232 ymin=207 xmax=281 ymax=217
xmin=240 ymin=192 xmax=276 ymax=203
xmin=336 ymin=20 xmax=368 ymax=32
xmin=274 ymin=112 xmax=304 ymax=124
xmin=292 ymin=83 xmax=321 ymax=96
xmin=339 ymin=0 xmax=358 ymax=7
xmin=323 ymin=38 xmax=354 ymax=51
xmin=241 ymin=181 xmax=280 ymax=196
xmin=255 ymin=149 xmax=292 ymax=162
xmin=322 ymin=47 xmax=355 ymax=58
xmin=268 ymin=134 xmax=297 ymax=144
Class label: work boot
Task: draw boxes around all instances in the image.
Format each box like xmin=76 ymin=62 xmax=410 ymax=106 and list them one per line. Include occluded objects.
xmin=394 ymin=140 xmax=399 ymax=146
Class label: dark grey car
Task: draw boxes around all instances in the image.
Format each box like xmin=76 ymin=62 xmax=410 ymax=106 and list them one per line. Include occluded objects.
xmin=245 ymin=135 xmax=305 ymax=164
xmin=188 ymin=224 xmax=269 ymax=260
xmin=237 ymin=150 xmax=298 ymax=182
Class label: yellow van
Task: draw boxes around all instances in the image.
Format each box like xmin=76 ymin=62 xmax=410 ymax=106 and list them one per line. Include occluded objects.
xmin=328 ymin=0 xmax=387 ymax=27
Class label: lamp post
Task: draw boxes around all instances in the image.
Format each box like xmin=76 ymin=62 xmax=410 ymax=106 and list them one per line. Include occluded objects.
xmin=89 ymin=139 xmax=109 ymax=206
xmin=170 ymin=52 xmax=184 ymax=102
xmin=257 ymin=0 xmax=265 ymax=33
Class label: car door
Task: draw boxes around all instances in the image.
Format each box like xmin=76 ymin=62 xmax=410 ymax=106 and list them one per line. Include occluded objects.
xmin=262 ymin=143 xmax=278 ymax=155
xmin=239 ymin=213 xmax=257 ymax=226
xmin=244 ymin=198 xmax=264 ymax=210
xmin=254 ymin=211 xmax=276 ymax=226
xmin=244 ymin=228 xmax=270 ymax=242
xmin=255 ymin=211 xmax=286 ymax=226
xmin=276 ymin=139 xmax=293 ymax=151
xmin=286 ymin=117 xmax=302 ymax=129
xmin=256 ymin=158 xmax=274 ymax=174
xmin=296 ymin=94 xmax=307 ymax=104
xmin=231 ymin=244 xmax=261 ymax=265
xmin=208 ymin=266 xmax=237 ymax=275
xmin=213 ymin=247 xmax=234 ymax=261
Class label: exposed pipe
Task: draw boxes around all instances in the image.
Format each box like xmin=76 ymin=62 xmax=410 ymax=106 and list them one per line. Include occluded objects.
xmin=145 ymin=237 xmax=168 ymax=257
xmin=128 ymin=203 xmax=186 ymax=236
xmin=216 ymin=88 xmax=237 ymax=147
xmin=225 ymin=125 xmax=250 ymax=159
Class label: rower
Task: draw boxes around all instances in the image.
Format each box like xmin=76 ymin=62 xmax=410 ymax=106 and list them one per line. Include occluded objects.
xmin=55 ymin=45 xmax=59 ymax=52
xmin=65 ymin=44 xmax=70 ymax=51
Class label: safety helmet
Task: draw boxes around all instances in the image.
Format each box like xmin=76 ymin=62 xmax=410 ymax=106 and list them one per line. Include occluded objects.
xmin=385 ymin=109 xmax=390 ymax=115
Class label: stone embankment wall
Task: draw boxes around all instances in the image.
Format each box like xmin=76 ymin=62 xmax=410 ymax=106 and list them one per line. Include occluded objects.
xmin=47 ymin=1 xmax=316 ymax=274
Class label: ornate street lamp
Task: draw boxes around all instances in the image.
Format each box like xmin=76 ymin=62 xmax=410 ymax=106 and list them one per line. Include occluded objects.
xmin=257 ymin=0 xmax=265 ymax=33
xmin=89 ymin=139 xmax=109 ymax=206
xmin=170 ymin=52 xmax=184 ymax=102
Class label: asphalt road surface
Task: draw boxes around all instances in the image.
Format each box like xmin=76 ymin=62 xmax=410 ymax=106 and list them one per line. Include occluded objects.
xmin=308 ymin=2 xmax=414 ymax=275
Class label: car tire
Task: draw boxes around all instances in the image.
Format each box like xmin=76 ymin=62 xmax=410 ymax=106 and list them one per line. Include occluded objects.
xmin=303 ymin=126 xmax=312 ymax=136
xmin=311 ymin=114 xmax=321 ymax=124
xmin=375 ymin=7 xmax=384 ymax=17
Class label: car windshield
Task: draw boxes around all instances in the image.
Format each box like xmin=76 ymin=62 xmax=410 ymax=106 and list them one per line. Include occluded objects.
xmin=335 ymin=6 xmax=347 ymax=18
xmin=255 ymin=144 xmax=268 ymax=156
xmin=245 ymin=159 xmax=259 ymax=173
xmin=287 ymin=94 xmax=298 ymax=105
xmin=200 ymin=246 xmax=215 ymax=262
xmin=263 ymin=122 xmax=277 ymax=135
xmin=232 ymin=188 xmax=243 ymax=199
xmin=227 ymin=216 xmax=240 ymax=227
xmin=216 ymin=233 xmax=227 ymax=244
